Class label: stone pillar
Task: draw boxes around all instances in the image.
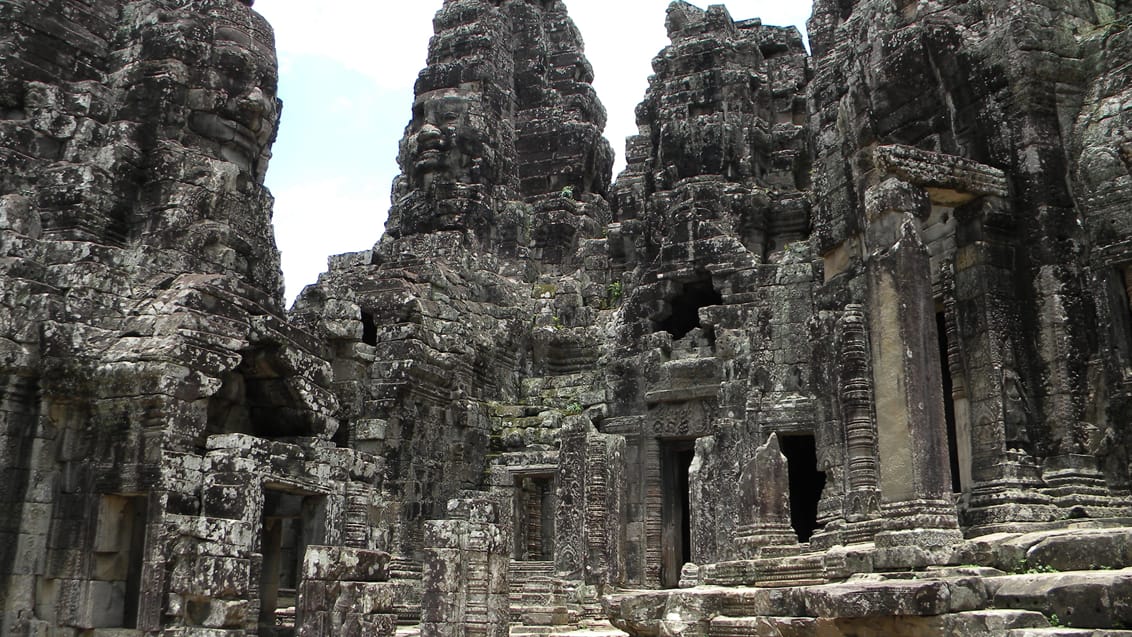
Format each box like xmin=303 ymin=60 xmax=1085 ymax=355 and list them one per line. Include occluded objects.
xmin=736 ymin=433 xmax=798 ymax=558
xmin=951 ymin=201 xmax=1059 ymax=529
xmin=421 ymin=494 xmax=509 ymax=637
xmin=1035 ymin=265 xmax=1132 ymax=518
xmin=554 ymin=417 xmax=587 ymax=579
xmin=556 ymin=415 xmax=626 ymax=586
xmin=863 ymin=178 xmax=961 ymax=568
xmin=585 ymin=430 xmax=625 ymax=586
xmin=838 ymin=305 xmax=882 ymax=537
xmin=297 ymin=546 xmax=396 ymax=637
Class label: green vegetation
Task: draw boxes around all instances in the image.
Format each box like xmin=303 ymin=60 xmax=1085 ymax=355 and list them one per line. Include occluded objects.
xmin=606 ymin=281 xmax=623 ymax=307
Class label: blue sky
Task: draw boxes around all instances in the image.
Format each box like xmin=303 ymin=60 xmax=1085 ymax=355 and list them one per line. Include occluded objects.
xmin=254 ymin=1 xmax=813 ymax=305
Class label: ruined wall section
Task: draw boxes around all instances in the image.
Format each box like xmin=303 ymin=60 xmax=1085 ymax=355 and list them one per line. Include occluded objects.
xmin=1070 ymin=7 xmax=1132 ymax=490
xmin=0 ymin=2 xmax=384 ymax=635
xmin=808 ymin=0 xmax=1132 ymax=539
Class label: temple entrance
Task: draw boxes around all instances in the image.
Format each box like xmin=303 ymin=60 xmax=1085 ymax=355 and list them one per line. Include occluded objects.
xmin=514 ymin=474 xmax=556 ymax=561
xmin=259 ymin=490 xmax=325 ymax=637
xmin=94 ymin=494 xmax=148 ymax=628
xmin=937 ymin=311 xmax=964 ymax=493
xmin=660 ymin=439 xmax=695 ymax=588
xmin=778 ymin=435 xmax=825 ymax=543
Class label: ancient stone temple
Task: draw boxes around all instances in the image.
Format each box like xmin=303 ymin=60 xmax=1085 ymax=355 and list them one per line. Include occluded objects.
xmin=2 ymin=0 xmax=1132 ymax=636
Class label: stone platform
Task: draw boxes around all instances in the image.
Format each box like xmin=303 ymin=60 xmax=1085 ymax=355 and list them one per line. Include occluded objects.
xmin=602 ymin=526 xmax=1132 ymax=636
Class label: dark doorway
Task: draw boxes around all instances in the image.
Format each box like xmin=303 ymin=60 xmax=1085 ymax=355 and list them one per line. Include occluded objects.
xmin=515 ymin=474 xmax=556 ymax=561
xmin=122 ymin=496 xmax=147 ymax=628
xmin=937 ymin=312 xmax=963 ymax=494
xmin=778 ymin=435 xmax=826 ymax=543
xmin=657 ymin=280 xmax=722 ymax=340
xmin=259 ymin=491 xmax=325 ymax=637
xmin=94 ymin=494 xmax=148 ymax=628
xmin=661 ymin=440 xmax=695 ymax=588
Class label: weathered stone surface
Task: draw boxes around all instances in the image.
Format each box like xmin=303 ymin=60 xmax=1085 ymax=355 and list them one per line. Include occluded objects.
xmin=804 ymin=579 xmax=952 ymax=619
xmin=301 ymin=546 xmax=391 ymax=582
xmin=991 ymin=569 xmax=1132 ymax=629
xmin=5 ymin=0 xmax=1132 ymax=636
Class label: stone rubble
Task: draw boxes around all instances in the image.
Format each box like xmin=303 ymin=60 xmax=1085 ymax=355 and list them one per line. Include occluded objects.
xmin=2 ymin=0 xmax=1132 ymax=636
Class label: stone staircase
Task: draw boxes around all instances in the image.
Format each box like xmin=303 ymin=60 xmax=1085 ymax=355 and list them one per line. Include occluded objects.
xmin=509 ymin=561 xmax=573 ymax=627
xmin=507 ymin=562 xmax=625 ymax=636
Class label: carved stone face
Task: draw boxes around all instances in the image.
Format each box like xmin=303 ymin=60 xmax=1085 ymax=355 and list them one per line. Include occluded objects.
xmin=402 ymin=89 xmax=483 ymax=190
xmin=194 ymin=37 xmax=278 ymax=178
xmin=197 ymin=7 xmax=279 ymax=180
xmin=133 ymin=1 xmax=280 ymax=181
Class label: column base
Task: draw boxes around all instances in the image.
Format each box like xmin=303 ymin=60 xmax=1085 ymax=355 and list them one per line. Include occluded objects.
xmin=735 ymin=523 xmax=799 ymax=559
xmin=872 ymin=499 xmax=962 ymax=569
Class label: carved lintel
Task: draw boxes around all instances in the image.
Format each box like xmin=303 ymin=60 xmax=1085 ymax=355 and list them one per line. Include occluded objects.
xmin=872 ymin=144 xmax=1008 ymax=204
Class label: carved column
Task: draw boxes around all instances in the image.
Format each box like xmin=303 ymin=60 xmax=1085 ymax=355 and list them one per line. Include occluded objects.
xmin=343 ymin=481 xmax=371 ymax=548
xmin=862 ymin=176 xmax=961 ymax=568
xmin=555 ymin=416 xmax=626 ymax=586
xmin=837 ymin=305 xmax=883 ymax=541
xmin=584 ymin=431 xmax=625 ymax=586
xmin=951 ymin=197 xmax=1059 ymax=530
xmin=554 ymin=417 xmax=587 ymax=579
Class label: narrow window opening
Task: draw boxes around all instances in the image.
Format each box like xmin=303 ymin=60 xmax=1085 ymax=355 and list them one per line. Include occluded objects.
xmin=207 ymin=347 xmax=318 ymax=440
xmin=514 ymin=475 xmax=556 ymax=561
xmin=937 ymin=311 xmax=963 ymax=493
xmin=661 ymin=440 xmax=695 ymax=588
xmin=778 ymin=435 xmax=826 ymax=543
xmin=331 ymin=419 xmax=350 ymax=449
xmin=361 ymin=310 xmax=378 ymax=346
xmin=656 ymin=280 xmax=722 ymax=340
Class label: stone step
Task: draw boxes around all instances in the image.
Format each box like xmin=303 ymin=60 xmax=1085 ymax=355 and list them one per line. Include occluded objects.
xmin=709 ymin=616 xmax=817 ymax=637
xmin=991 ymin=568 xmax=1132 ymax=628
xmin=1008 ymin=631 xmax=1132 ymax=636
xmin=510 ymin=620 xmax=629 ymax=637
xmin=547 ymin=624 xmax=630 ymax=637
xmin=520 ymin=608 xmax=580 ymax=627
xmin=510 ymin=624 xmax=560 ymax=636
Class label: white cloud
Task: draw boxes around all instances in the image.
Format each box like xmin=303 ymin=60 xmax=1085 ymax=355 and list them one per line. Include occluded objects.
xmin=271 ymin=176 xmax=389 ymax=302
xmin=257 ymin=1 xmax=443 ymax=92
